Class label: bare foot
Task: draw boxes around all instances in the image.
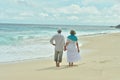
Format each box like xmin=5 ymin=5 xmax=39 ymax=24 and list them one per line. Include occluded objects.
xmin=56 ymin=62 xmax=60 ymax=67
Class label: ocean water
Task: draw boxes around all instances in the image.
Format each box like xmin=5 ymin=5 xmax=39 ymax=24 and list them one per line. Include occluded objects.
xmin=0 ymin=24 xmax=120 ymax=63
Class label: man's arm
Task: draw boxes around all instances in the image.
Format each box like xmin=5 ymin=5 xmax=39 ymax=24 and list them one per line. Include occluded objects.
xmin=64 ymin=41 xmax=69 ymax=51
xmin=50 ymin=36 xmax=55 ymax=46
xmin=63 ymin=36 xmax=65 ymax=46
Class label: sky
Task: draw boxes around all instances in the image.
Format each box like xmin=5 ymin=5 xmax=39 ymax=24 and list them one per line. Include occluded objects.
xmin=0 ymin=0 xmax=120 ymax=26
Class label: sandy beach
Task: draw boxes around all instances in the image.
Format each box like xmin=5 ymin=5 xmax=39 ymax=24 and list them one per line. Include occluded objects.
xmin=0 ymin=33 xmax=120 ymax=80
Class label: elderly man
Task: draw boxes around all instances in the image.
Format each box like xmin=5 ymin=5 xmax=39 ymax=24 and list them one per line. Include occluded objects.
xmin=50 ymin=29 xmax=65 ymax=67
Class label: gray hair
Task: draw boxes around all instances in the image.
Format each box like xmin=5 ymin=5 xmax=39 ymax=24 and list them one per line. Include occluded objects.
xmin=57 ymin=29 xmax=62 ymax=33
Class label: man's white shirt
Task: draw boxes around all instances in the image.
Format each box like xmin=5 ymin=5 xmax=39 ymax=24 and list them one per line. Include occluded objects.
xmin=50 ymin=33 xmax=65 ymax=51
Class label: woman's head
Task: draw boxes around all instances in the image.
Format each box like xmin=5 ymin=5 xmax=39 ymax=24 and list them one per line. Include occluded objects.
xmin=70 ymin=30 xmax=76 ymax=35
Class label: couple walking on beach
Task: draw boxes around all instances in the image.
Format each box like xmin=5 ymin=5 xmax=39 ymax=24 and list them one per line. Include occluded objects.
xmin=50 ymin=29 xmax=80 ymax=67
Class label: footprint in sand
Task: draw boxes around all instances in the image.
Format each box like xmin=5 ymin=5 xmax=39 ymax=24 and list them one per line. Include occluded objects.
xmin=99 ymin=60 xmax=111 ymax=63
xmin=92 ymin=60 xmax=111 ymax=63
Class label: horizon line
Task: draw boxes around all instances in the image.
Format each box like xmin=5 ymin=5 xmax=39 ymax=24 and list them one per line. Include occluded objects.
xmin=0 ymin=22 xmax=112 ymax=26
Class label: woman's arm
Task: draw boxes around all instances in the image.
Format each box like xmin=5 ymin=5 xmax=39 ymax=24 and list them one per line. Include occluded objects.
xmin=76 ymin=42 xmax=80 ymax=53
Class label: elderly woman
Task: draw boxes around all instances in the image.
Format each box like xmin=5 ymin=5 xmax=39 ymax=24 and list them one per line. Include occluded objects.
xmin=64 ymin=30 xmax=80 ymax=66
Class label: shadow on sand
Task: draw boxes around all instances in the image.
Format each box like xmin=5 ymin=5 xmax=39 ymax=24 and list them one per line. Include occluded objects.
xmin=36 ymin=63 xmax=85 ymax=71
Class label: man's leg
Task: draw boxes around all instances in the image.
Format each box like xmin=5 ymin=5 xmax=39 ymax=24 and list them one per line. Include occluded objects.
xmin=58 ymin=51 xmax=63 ymax=63
xmin=57 ymin=51 xmax=63 ymax=67
xmin=54 ymin=51 xmax=59 ymax=67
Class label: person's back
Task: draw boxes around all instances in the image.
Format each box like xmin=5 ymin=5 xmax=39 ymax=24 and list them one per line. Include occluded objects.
xmin=50 ymin=29 xmax=65 ymax=67
xmin=51 ymin=34 xmax=65 ymax=51
xmin=64 ymin=30 xmax=80 ymax=66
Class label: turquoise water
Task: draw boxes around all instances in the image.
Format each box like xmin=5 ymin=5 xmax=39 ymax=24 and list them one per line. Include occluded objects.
xmin=0 ymin=24 xmax=119 ymax=63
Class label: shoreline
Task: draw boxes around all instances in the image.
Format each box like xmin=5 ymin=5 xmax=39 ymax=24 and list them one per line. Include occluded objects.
xmin=0 ymin=32 xmax=120 ymax=80
xmin=0 ymin=32 xmax=120 ymax=64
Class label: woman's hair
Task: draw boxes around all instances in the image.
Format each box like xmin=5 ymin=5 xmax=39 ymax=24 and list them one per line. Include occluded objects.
xmin=70 ymin=30 xmax=76 ymax=35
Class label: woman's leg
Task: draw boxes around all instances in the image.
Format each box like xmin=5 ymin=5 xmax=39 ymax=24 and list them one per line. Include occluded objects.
xmin=69 ymin=62 xmax=73 ymax=66
xmin=69 ymin=62 xmax=71 ymax=66
xmin=71 ymin=62 xmax=73 ymax=66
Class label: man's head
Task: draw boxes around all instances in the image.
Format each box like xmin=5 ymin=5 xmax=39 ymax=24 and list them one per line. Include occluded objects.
xmin=57 ymin=29 xmax=62 ymax=33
